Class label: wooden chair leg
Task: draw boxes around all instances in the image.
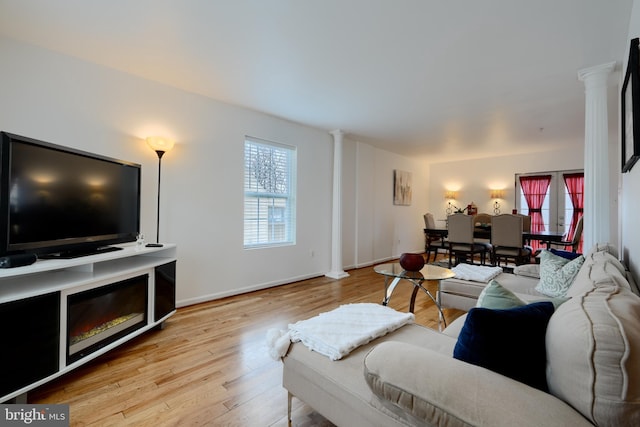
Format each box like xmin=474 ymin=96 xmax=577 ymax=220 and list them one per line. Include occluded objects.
xmin=287 ymin=392 xmax=293 ymax=427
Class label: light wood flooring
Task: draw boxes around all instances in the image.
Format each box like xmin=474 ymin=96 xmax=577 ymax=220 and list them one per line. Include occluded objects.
xmin=29 ymin=257 xmax=464 ymax=426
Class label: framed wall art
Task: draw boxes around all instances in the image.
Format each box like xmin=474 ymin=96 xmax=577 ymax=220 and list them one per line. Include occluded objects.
xmin=393 ymin=170 xmax=412 ymax=205
xmin=622 ymin=37 xmax=640 ymax=173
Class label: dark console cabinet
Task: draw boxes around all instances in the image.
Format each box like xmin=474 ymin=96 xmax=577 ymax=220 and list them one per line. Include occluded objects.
xmin=155 ymin=261 xmax=176 ymax=322
xmin=0 ymin=292 xmax=60 ymax=397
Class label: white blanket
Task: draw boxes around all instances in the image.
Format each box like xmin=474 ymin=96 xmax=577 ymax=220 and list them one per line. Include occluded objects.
xmin=451 ymin=263 xmax=503 ymax=283
xmin=266 ymin=303 xmax=414 ymax=361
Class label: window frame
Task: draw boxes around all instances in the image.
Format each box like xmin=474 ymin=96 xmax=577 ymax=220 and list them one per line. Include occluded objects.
xmin=243 ymin=136 xmax=297 ymax=249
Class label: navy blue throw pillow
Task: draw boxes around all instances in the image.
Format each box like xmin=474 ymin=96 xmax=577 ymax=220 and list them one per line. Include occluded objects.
xmin=453 ymin=301 xmax=555 ymax=391
xmin=550 ymin=248 xmax=581 ymax=260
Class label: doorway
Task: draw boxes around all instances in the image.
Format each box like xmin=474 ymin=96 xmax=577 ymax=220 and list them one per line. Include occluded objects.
xmin=515 ymin=170 xmax=584 ymax=251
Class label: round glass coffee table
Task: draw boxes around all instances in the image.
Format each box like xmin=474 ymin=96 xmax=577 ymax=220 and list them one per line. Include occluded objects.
xmin=374 ymin=263 xmax=455 ymax=330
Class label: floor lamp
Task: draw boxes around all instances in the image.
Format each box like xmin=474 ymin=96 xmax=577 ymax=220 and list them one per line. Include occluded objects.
xmin=146 ymin=136 xmax=175 ymax=247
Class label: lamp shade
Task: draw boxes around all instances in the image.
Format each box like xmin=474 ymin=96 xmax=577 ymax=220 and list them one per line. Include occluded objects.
xmin=490 ymin=189 xmax=505 ymax=199
xmin=146 ymin=136 xmax=175 ymax=153
xmin=444 ymin=190 xmax=458 ymax=200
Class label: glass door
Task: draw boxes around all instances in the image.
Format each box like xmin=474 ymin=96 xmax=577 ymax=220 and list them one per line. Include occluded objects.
xmin=515 ymin=169 xmax=583 ymax=247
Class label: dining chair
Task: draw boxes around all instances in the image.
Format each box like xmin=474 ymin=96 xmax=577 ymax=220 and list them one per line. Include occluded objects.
xmin=514 ymin=213 xmax=532 ymax=232
xmin=472 ymin=212 xmax=492 ymax=244
xmin=473 ymin=213 xmax=492 ymax=226
xmin=447 ymin=213 xmax=491 ymax=268
xmin=491 ymin=214 xmax=532 ymax=266
xmin=423 ymin=212 xmax=446 ymax=262
xmin=551 ymin=216 xmax=584 ymax=253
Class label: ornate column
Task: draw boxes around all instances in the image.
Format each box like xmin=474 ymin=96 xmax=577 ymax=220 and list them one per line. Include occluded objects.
xmin=577 ymin=62 xmax=615 ymax=250
xmin=325 ymin=130 xmax=349 ymax=279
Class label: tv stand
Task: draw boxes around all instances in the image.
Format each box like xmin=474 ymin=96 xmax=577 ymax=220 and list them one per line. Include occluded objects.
xmin=0 ymin=243 xmax=177 ymax=403
xmin=39 ymin=245 xmax=124 ymax=259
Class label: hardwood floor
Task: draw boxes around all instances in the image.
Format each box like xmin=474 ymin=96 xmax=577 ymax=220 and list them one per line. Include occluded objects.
xmin=29 ymin=258 xmax=464 ymax=426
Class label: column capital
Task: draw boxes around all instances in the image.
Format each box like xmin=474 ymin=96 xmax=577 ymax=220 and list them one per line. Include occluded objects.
xmin=577 ymin=61 xmax=616 ymax=85
xmin=330 ymin=129 xmax=345 ymax=139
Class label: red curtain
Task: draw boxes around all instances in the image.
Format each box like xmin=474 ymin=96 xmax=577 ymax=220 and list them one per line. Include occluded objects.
xmin=519 ymin=175 xmax=552 ymax=251
xmin=563 ymin=173 xmax=584 ymax=253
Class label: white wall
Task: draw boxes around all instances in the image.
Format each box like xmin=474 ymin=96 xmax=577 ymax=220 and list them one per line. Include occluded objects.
xmin=428 ymin=140 xmax=629 ymax=256
xmin=622 ymin=0 xmax=640 ymax=281
xmin=350 ymin=141 xmax=430 ymax=268
xmin=427 ymin=147 xmax=586 ymax=221
xmin=0 ymin=36 xmax=337 ymax=306
xmin=0 ymin=35 xmax=428 ymax=306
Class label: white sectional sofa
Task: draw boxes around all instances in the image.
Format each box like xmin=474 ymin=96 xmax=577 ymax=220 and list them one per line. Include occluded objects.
xmin=280 ymin=244 xmax=640 ymax=426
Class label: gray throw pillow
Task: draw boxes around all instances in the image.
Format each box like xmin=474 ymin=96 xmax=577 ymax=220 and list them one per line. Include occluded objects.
xmin=477 ymin=280 xmax=526 ymax=309
xmin=479 ymin=279 xmax=567 ymax=310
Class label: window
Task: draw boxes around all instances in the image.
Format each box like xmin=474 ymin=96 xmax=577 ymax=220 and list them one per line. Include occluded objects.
xmin=243 ymin=137 xmax=296 ymax=248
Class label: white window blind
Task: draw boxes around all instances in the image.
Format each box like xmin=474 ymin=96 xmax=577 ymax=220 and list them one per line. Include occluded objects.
xmin=244 ymin=137 xmax=296 ymax=248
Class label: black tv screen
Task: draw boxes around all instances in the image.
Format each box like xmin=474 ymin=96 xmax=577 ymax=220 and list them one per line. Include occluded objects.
xmin=0 ymin=132 xmax=141 ymax=258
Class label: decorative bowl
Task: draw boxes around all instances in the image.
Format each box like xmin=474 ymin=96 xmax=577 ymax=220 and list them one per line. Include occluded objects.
xmin=399 ymin=253 xmax=425 ymax=272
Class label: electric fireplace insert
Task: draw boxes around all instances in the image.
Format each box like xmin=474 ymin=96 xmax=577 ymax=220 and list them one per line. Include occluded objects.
xmin=67 ymin=275 xmax=148 ymax=364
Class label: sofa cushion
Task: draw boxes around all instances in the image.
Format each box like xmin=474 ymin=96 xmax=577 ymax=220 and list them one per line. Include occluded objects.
xmin=513 ymin=263 xmax=540 ymax=278
xmin=453 ymin=301 xmax=555 ymax=391
xmin=440 ymin=271 xmax=543 ymax=312
xmin=583 ymin=242 xmax=618 ymax=258
xmin=283 ymin=323 xmax=456 ymax=427
xmin=566 ymin=251 xmax=631 ymax=298
xmin=364 ymin=341 xmax=593 ymax=427
xmin=442 ymin=313 xmax=467 ymax=338
xmin=546 ymin=284 xmax=640 ymax=425
xmin=589 ymin=250 xmax=626 ymax=275
xmin=536 ymin=250 xmax=585 ymax=297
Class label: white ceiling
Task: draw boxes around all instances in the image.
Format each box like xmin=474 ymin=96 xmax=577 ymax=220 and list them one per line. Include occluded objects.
xmin=0 ymin=0 xmax=633 ymax=162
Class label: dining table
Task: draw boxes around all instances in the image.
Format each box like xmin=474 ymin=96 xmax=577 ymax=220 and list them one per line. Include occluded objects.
xmin=424 ymin=227 xmax=566 ymax=249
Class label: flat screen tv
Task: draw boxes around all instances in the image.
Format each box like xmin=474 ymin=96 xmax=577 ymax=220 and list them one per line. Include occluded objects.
xmin=0 ymin=132 xmax=141 ymax=258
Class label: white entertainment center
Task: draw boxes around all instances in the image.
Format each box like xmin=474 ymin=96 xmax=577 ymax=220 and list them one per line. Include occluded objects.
xmin=0 ymin=243 xmax=177 ymax=403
